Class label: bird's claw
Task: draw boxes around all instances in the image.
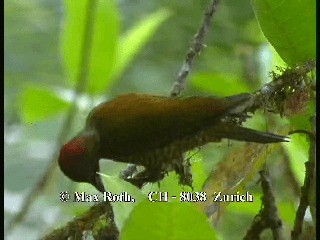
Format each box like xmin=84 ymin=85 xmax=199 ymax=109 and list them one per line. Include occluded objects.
xmin=121 ymin=168 xmax=166 ymax=189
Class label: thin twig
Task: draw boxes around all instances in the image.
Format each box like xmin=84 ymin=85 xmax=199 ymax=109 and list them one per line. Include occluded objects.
xmin=291 ymin=116 xmax=316 ymax=240
xmin=6 ymin=0 xmax=98 ymax=234
xmin=244 ymin=170 xmax=283 ymax=240
xmin=170 ymin=0 xmax=220 ymax=97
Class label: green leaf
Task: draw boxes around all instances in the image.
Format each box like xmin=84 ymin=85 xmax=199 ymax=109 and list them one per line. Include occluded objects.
xmin=121 ymin=201 xmax=217 ymax=240
xmin=283 ymin=133 xmax=309 ymax=185
xmin=99 ymin=173 xmax=145 ymax=231
xmin=110 ymin=8 xmax=171 ymax=82
xmin=196 ymin=142 xmax=283 ymax=217
xmin=21 ymin=87 xmax=69 ymax=123
xmin=269 ymin=44 xmax=287 ymax=73
xmin=62 ymin=0 xmax=119 ymax=94
xmin=241 ymin=19 xmax=266 ymax=44
xmin=190 ymin=152 xmax=207 ymax=190
xmin=287 ymin=100 xmax=315 ymax=131
xmin=226 ymin=193 xmax=261 ymax=215
xmin=191 ymin=72 xmax=251 ymax=96
xmin=252 ymin=0 xmax=316 ymax=65
xmin=145 ymin=172 xmax=192 ymax=199
xmin=278 ymin=202 xmax=296 ymax=227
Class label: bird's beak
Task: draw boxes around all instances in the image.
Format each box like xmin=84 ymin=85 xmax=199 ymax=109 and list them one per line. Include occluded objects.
xmin=93 ymin=174 xmax=105 ymax=192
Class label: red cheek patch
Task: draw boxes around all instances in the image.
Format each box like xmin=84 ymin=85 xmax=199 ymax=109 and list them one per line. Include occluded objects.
xmin=65 ymin=138 xmax=86 ymax=153
xmin=59 ymin=137 xmax=87 ymax=168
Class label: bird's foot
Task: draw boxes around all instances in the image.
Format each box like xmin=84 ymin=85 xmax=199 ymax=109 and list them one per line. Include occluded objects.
xmin=120 ymin=164 xmax=138 ymax=179
xmin=122 ymin=169 xmax=166 ymax=189
xmin=174 ymin=159 xmax=193 ymax=189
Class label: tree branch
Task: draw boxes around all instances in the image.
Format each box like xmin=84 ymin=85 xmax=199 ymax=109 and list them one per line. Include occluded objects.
xmin=170 ymin=0 xmax=220 ymax=97
xmin=291 ymin=116 xmax=316 ymax=240
xmin=244 ymin=170 xmax=283 ymax=240
xmin=41 ymin=202 xmax=118 ymax=240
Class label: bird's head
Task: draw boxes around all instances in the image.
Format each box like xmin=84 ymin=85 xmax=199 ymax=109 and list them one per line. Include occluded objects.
xmin=58 ymin=132 xmax=105 ymax=192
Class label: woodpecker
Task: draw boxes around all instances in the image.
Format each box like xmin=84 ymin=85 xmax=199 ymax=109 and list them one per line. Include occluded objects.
xmin=58 ymin=93 xmax=288 ymax=192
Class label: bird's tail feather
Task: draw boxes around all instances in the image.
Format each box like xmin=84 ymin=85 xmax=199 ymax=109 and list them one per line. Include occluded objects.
xmin=211 ymin=124 xmax=289 ymax=143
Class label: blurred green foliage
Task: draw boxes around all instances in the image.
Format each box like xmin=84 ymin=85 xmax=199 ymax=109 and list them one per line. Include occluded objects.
xmin=252 ymin=0 xmax=316 ymax=65
xmin=120 ymin=201 xmax=217 ymax=240
xmin=4 ymin=0 xmax=315 ymax=239
xmin=21 ymin=87 xmax=69 ymax=123
xmin=63 ymin=0 xmax=119 ymax=94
